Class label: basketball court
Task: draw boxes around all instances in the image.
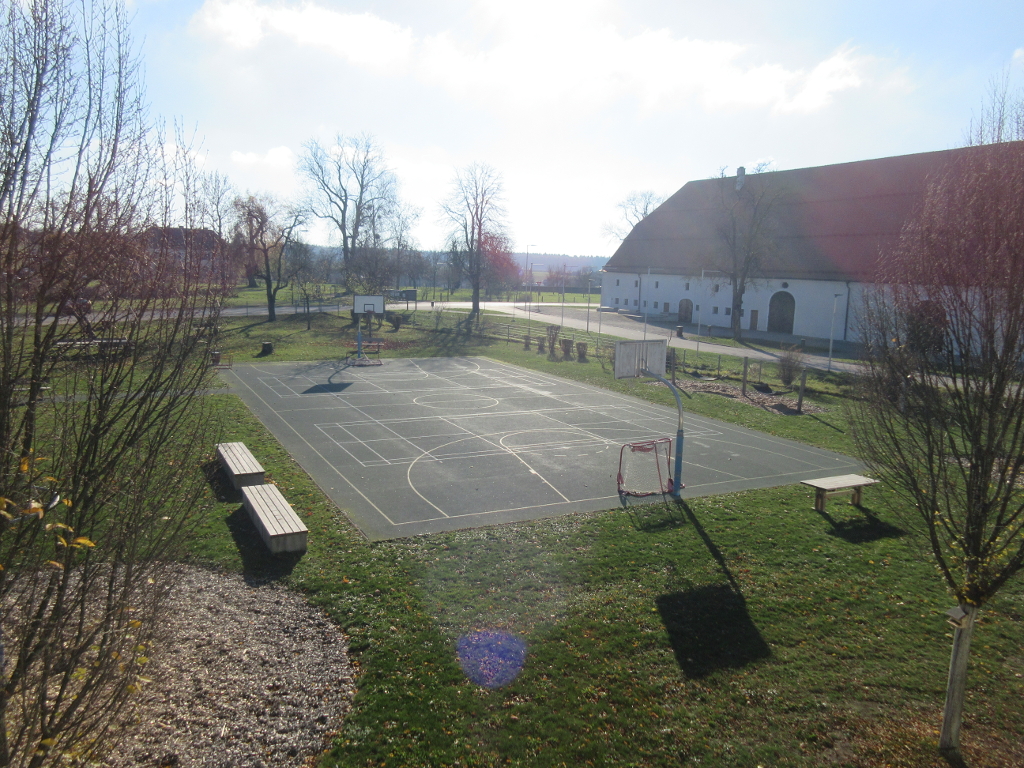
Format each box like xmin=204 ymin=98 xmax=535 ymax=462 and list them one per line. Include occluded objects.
xmin=221 ymin=357 xmax=864 ymax=541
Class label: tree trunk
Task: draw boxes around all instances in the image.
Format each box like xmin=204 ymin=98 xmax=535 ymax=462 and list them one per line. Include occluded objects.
xmin=939 ymin=604 xmax=978 ymax=754
xmin=266 ymin=282 xmax=277 ymax=321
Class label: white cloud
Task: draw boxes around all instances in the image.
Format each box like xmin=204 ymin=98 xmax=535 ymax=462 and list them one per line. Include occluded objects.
xmin=230 ymin=145 xmax=296 ymax=171
xmin=193 ymin=0 xmax=414 ymax=72
xmin=192 ymin=0 xmax=864 ymax=116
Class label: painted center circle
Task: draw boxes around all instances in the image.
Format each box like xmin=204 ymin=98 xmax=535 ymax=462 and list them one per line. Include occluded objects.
xmin=414 ymin=392 xmax=500 ymax=409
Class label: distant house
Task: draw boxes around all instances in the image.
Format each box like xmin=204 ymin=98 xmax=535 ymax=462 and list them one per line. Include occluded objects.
xmin=601 ymin=144 xmax=1013 ymax=342
xmin=147 ymin=227 xmax=223 ymax=264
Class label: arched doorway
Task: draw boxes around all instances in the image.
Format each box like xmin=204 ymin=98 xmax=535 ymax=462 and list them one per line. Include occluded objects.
xmin=767 ymin=291 xmax=795 ymax=334
xmin=678 ymin=298 xmax=693 ymax=324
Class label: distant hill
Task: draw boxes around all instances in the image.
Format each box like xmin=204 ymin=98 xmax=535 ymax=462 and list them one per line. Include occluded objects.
xmin=512 ymin=253 xmax=609 ymax=271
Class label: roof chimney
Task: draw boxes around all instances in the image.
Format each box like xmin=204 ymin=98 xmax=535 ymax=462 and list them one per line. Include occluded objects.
xmin=735 ymin=166 xmax=745 ymax=191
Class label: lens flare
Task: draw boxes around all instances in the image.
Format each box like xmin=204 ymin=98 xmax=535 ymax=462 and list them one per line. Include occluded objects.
xmin=456 ymin=631 xmax=526 ymax=689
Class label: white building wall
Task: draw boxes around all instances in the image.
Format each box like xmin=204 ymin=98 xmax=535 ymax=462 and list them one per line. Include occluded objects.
xmin=600 ymin=272 xmax=869 ymax=342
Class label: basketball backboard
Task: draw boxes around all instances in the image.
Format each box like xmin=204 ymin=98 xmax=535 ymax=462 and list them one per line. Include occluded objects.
xmin=614 ymin=339 xmax=667 ymax=379
xmin=353 ymin=294 xmax=384 ymax=314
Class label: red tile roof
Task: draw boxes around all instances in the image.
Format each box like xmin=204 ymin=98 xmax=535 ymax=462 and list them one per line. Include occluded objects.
xmin=604 ymin=144 xmax=1019 ymax=282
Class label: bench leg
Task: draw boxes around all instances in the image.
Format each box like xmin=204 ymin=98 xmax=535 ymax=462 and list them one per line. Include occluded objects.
xmin=852 ymin=486 xmax=863 ymax=506
xmin=815 ymin=489 xmax=826 ymax=512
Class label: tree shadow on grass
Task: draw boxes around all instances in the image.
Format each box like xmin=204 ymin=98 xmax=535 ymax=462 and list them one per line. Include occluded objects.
xmin=806 ymin=413 xmax=846 ymax=433
xmin=656 ymin=584 xmax=771 ymax=679
xmin=225 ymin=506 xmax=302 ymax=583
xmin=201 ymin=460 xmax=241 ymax=504
xmin=816 ymin=505 xmax=906 ymax=544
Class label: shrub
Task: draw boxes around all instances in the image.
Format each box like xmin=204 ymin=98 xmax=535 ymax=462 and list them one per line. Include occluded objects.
xmin=778 ymin=345 xmax=804 ymax=386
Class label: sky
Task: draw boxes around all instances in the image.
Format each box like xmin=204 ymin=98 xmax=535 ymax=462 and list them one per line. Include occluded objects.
xmin=132 ymin=0 xmax=1024 ymax=258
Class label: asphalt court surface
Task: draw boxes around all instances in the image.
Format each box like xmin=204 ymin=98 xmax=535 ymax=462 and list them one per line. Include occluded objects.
xmin=222 ymin=357 xmax=864 ymax=540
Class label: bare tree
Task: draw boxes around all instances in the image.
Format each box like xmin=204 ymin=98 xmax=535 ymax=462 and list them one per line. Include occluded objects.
xmin=965 ymin=71 xmax=1024 ymax=146
xmin=713 ymin=163 xmax=785 ymax=340
xmin=851 ymin=141 xmax=1024 ymax=757
xmin=604 ymin=190 xmax=666 ymax=242
xmin=232 ymin=196 xmax=303 ymax=321
xmin=299 ymin=134 xmax=397 ymax=274
xmin=291 ymin=242 xmax=334 ymax=329
xmin=440 ymin=163 xmax=508 ymax=320
xmin=200 ymin=170 xmax=238 ymax=286
xmin=0 ymin=2 xmax=225 ymax=765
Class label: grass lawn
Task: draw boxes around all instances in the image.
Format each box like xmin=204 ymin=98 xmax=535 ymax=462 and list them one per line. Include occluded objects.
xmin=191 ymin=313 xmax=1024 ymax=767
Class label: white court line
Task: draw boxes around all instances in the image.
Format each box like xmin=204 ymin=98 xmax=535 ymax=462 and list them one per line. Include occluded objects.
xmin=222 ymin=369 xmax=399 ymax=527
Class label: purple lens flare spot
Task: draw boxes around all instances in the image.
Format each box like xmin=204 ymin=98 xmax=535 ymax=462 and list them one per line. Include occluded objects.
xmin=456 ymin=631 xmax=527 ymax=689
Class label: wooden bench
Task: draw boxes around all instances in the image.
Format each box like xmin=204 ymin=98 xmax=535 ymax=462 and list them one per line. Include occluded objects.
xmin=801 ymin=474 xmax=879 ymax=512
xmin=241 ymin=483 xmax=308 ymax=554
xmin=216 ymin=442 xmax=266 ymax=490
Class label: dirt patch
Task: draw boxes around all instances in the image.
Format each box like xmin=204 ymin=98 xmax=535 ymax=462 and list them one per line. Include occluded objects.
xmin=649 ymin=378 xmax=828 ymax=415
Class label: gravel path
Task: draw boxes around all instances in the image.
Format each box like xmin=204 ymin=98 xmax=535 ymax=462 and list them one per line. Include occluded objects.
xmin=105 ymin=566 xmax=355 ymax=768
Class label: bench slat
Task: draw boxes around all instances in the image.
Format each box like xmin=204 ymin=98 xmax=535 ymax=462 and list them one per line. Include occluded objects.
xmin=216 ymin=442 xmax=266 ymax=489
xmin=241 ymin=484 xmax=308 ymax=554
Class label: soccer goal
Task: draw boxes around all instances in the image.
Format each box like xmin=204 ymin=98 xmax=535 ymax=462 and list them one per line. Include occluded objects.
xmin=617 ymin=437 xmax=674 ymax=497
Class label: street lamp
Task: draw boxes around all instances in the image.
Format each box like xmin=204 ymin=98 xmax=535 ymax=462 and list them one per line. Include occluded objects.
xmin=560 ymin=263 xmax=566 ymax=327
xmin=527 ymin=260 xmax=538 ymax=334
xmin=827 ymin=292 xmax=842 ymax=372
xmin=586 ymin=278 xmax=592 ymax=333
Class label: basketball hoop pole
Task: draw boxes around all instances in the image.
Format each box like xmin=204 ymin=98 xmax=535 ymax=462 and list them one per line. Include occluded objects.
xmin=646 ymin=369 xmax=684 ymax=499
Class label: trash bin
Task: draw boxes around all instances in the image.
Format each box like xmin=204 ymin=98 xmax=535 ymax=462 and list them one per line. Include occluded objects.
xmin=210 ymin=350 xmax=222 ymax=366
xmin=675 ymin=326 xmax=685 ymax=338
xmin=261 ymin=341 xmax=274 ymax=355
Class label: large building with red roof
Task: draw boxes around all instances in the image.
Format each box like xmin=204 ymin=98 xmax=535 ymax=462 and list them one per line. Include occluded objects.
xmin=601 ymin=145 xmax=999 ymax=343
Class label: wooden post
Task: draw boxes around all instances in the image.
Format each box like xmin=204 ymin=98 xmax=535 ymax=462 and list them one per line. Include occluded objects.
xmin=797 ymin=369 xmax=807 ymax=413
xmin=717 ymin=355 xmax=721 ymax=377
xmin=671 ymin=348 xmax=677 ymax=386
xmin=682 ymin=348 xmax=687 ymax=367
xmin=940 ymin=605 xmax=979 ymax=753
xmin=742 ymin=357 xmax=749 ymax=397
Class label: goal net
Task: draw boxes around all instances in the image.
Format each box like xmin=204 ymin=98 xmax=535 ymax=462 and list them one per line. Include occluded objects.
xmin=617 ymin=438 xmax=674 ymax=497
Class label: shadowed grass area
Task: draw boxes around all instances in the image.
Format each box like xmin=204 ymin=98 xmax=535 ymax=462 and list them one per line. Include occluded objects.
xmin=188 ymin=393 xmax=1024 ymax=768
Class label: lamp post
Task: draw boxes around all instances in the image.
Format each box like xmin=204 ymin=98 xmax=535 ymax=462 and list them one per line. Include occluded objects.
xmin=586 ymin=278 xmax=592 ymax=333
xmin=560 ymin=264 xmax=567 ymax=327
xmin=827 ymin=292 xmax=842 ymax=372
xmin=527 ymin=260 xmax=538 ymax=335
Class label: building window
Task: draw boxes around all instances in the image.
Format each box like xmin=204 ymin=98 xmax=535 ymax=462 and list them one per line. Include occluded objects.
xmin=634 ymin=299 xmax=638 ymax=306
xmin=781 ymin=282 xmax=789 ymax=289
xmin=712 ymin=306 xmax=719 ymax=314
xmin=634 ymin=280 xmax=639 ymax=287
xmin=655 ymin=281 xmax=659 ymax=288
xmin=653 ymin=301 xmax=658 ymax=309
xmin=614 ymin=298 xmax=619 ymax=305
xmin=695 ymin=304 xmax=700 ymax=311
xmin=685 ymin=282 xmax=690 ymax=291
xmin=713 ymin=284 xmax=720 ymax=293
xmin=615 ymin=279 xmax=620 ymax=286
xmin=725 ymin=307 xmax=731 ymax=316
xmin=740 ymin=309 xmax=745 ymax=317
xmin=643 ymin=301 xmax=647 ymax=307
